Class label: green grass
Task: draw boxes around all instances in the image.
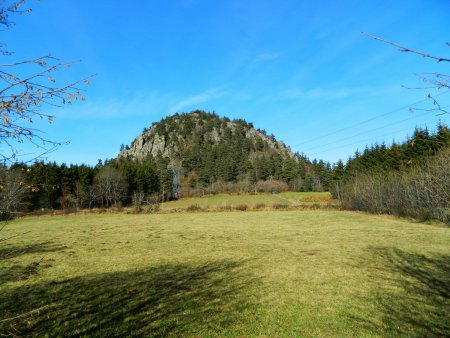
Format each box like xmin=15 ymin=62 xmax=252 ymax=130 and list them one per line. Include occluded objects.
xmin=161 ymin=191 xmax=332 ymax=209
xmin=1 ymin=210 xmax=449 ymax=336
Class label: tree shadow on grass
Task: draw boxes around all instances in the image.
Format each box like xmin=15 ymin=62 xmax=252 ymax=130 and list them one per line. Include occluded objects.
xmin=0 ymin=260 xmax=260 ymax=337
xmin=0 ymin=241 xmax=68 ymax=260
xmin=0 ymin=242 xmax=67 ymax=285
xmin=353 ymin=247 xmax=450 ymax=336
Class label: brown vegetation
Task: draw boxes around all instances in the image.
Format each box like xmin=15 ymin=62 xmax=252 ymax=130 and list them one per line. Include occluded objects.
xmin=337 ymin=149 xmax=449 ymax=223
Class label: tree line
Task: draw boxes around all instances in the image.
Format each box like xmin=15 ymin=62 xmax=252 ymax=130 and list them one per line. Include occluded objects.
xmin=332 ymin=123 xmax=450 ymax=223
xmin=0 ymin=152 xmax=333 ymax=217
xmin=0 ymin=157 xmax=172 ymax=217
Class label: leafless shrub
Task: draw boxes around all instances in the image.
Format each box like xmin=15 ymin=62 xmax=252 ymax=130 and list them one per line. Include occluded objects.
xmin=234 ymin=204 xmax=248 ymax=211
xmin=256 ymin=179 xmax=289 ymax=194
xmin=253 ymin=203 xmax=266 ymax=210
xmin=339 ymin=150 xmax=449 ymax=223
xmin=0 ymin=167 xmax=27 ymax=219
xmin=142 ymin=203 xmax=160 ymax=213
xmin=132 ymin=191 xmax=145 ymax=212
xmin=204 ymin=180 xmax=252 ymax=195
xmin=272 ymin=203 xmax=288 ymax=210
xmin=186 ymin=204 xmax=201 ymax=212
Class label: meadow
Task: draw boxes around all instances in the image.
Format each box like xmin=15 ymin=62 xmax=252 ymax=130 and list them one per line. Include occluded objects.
xmin=1 ymin=205 xmax=449 ymax=336
xmin=161 ymin=191 xmax=334 ymax=210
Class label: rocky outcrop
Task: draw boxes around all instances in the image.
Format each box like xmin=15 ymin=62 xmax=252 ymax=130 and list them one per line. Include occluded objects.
xmin=118 ymin=111 xmax=296 ymax=162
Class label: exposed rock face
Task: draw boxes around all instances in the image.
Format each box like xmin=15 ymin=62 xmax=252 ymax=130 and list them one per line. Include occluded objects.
xmin=118 ymin=111 xmax=296 ymax=162
xmin=124 ymin=133 xmax=170 ymax=160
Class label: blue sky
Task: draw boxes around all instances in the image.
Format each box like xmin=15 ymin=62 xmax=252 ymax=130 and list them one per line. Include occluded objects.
xmin=3 ymin=0 xmax=450 ymax=165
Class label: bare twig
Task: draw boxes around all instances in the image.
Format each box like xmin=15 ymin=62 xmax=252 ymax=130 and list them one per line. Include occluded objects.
xmin=362 ymin=32 xmax=450 ymax=62
xmin=0 ymin=52 xmax=94 ymax=162
xmin=0 ymin=305 xmax=53 ymax=323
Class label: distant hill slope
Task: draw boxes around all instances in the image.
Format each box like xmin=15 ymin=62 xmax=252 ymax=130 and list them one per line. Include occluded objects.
xmin=119 ymin=110 xmax=295 ymax=162
xmin=118 ymin=110 xmax=332 ymax=194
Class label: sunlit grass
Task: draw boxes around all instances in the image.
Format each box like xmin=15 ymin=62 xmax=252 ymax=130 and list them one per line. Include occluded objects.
xmin=1 ymin=210 xmax=449 ymax=336
xmin=161 ymin=191 xmax=331 ymax=209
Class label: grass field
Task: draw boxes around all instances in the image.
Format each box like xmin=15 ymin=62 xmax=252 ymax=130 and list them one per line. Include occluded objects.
xmin=1 ymin=209 xmax=449 ymax=336
xmin=161 ymin=191 xmax=333 ymax=210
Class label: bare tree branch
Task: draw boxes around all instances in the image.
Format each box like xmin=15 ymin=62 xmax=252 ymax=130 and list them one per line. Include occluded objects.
xmin=362 ymin=32 xmax=450 ymax=62
xmin=363 ymin=32 xmax=449 ymax=116
xmin=0 ymin=1 xmax=94 ymax=163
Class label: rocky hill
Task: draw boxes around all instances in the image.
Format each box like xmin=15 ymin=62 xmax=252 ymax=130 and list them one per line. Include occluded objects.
xmin=119 ymin=110 xmax=296 ymax=162
xmin=117 ymin=111 xmax=330 ymax=194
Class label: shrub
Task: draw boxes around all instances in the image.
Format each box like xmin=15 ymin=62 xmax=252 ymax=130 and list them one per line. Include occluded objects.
xmin=272 ymin=203 xmax=288 ymax=210
xmin=235 ymin=204 xmax=248 ymax=211
xmin=112 ymin=202 xmax=123 ymax=212
xmin=337 ymin=149 xmax=449 ymax=223
xmin=253 ymin=203 xmax=266 ymax=210
xmin=0 ymin=211 xmax=12 ymax=221
xmin=256 ymin=179 xmax=289 ymax=194
xmin=186 ymin=204 xmax=201 ymax=212
xmin=142 ymin=203 xmax=160 ymax=213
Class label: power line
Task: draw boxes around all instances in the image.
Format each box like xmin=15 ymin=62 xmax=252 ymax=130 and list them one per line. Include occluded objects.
xmin=301 ymin=105 xmax=449 ymax=153
xmin=294 ymin=90 xmax=450 ymax=147
xmin=305 ymin=119 xmax=443 ymax=158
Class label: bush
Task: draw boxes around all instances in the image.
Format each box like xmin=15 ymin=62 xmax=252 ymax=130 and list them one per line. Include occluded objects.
xmin=256 ymin=179 xmax=289 ymax=194
xmin=253 ymin=203 xmax=266 ymax=210
xmin=112 ymin=202 xmax=124 ymax=212
xmin=336 ymin=149 xmax=449 ymax=223
xmin=186 ymin=204 xmax=201 ymax=212
xmin=272 ymin=203 xmax=288 ymax=210
xmin=0 ymin=211 xmax=12 ymax=221
xmin=234 ymin=204 xmax=248 ymax=211
xmin=142 ymin=204 xmax=160 ymax=213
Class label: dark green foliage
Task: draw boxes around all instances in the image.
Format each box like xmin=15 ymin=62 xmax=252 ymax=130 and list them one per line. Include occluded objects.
xmin=124 ymin=111 xmax=334 ymax=195
xmin=343 ymin=124 xmax=450 ymax=176
xmin=4 ymin=157 xmax=174 ymax=211
xmin=1 ymin=111 xmax=335 ymax=211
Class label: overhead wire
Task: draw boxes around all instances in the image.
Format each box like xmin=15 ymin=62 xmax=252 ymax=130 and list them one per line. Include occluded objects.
xmin=300 ymin=105 xmax=449 ymax=153
xmin=305 ymin=118 xmax=443 ymax=158
xmin=293 ymin=89 xmax=450 ymax=148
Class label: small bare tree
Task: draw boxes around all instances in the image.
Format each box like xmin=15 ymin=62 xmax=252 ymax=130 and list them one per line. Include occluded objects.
xmin=132 ymin=191 xmax=145 ymax=212
xmin=0 ymin=166 xmax=27 ymax=220
xmin=94 ymin=167 xmax=127 ymax=208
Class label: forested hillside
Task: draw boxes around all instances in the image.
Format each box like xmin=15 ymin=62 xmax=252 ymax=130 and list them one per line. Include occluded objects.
xmin=0 ymin=111 xmax=333 ymax=215
xmin=333 ymin=124 xmax=450 ymax=223
xmin=120 ymin=111 xmax=333 ymax=196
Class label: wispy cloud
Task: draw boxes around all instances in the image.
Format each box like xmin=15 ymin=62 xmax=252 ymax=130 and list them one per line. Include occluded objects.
xmin=169 ymin=88 xmax=225 ymax=113
xmin=58 ymin=91 xmax=173 ymax=120
xmin=58 ymin=87 xmax=242 ymax=121
xmin=252 ymin=52 xmax=280 ymax=64
xmin=279 ymin=86 xmax=372 ymax=100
